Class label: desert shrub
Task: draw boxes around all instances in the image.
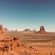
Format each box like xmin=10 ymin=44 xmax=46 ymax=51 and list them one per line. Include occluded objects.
xmin=4 ymin=45 xmax=9 ymax=51
xmin=29 ymin=46 xmax=32 ymax=48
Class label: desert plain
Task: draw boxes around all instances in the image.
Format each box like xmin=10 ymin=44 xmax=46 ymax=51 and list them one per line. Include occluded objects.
xmin=0 ymin=25 xmax=55 ymax=55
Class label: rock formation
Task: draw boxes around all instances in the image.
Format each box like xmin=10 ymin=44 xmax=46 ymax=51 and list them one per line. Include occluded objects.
xmin=0 ymin=25 xmax=4 ymax=34
xmin=24 ymin=29 xmax=31 ymax=32
xmin=35 ymin=26 xmax=47 ymax=34
xmin=39 ymin=26 xmax=45 ymax=32
xmin=0 ymin=25 xmax=5 ymax=38
xmin=0 ymin=25 xmax=9 ymax=38
xmin=38 ymin=26 xmax=47 ymax=34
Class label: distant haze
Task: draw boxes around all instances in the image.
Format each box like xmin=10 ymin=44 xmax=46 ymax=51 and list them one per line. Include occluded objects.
xmin=0 ymin=0 xmax=55 ymax=32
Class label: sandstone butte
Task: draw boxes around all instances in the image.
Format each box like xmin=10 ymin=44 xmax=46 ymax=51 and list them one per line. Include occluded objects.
xmin=0 ymin=25 xmax=55 ymax=55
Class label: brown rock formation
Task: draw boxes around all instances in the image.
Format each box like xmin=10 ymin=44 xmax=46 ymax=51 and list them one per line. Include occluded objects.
xmin=35 ymin=26 xmax=47 ymax=34
xmin=0 ymin=25 xmax=8 ymax=38
xmin=38 ymin=26 xmax=47 ymax=34
xmin=0 ymin=25 xmax=5 ymax=38
xmin=0 ymin=25 xmax=4 ymax=34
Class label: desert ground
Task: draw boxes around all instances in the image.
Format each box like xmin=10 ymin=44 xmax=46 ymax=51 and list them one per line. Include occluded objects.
xmin=0 ymin=25 xmax=55 ymax=55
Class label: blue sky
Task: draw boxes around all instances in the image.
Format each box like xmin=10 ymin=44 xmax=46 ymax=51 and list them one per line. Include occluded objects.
xmin=0 ymin=0 xmax=55 ymax=31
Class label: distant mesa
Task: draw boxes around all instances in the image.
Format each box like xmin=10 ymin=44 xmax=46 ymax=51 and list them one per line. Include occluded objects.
xmin=0 ymin=24 xmax=47 ymax=35
xmin=24 ymin=29 xmax=32 ymax=32
xmin=23 ymin=29 xmax=32 ymax=34
xmin=39 ymin=26 xmax=46 ymax=32
xmin=35 ymin=26 xmax=47 ymax=34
